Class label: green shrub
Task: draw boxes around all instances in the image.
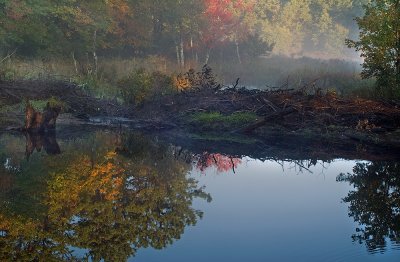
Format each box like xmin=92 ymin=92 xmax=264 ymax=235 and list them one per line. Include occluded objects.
xmin=74 ymin=75 xmax=119 ymax=100
xmin=117 ymin=69 xmax=174 ymax=105
xmin=0 ymin=64 xmax=17 ymax=81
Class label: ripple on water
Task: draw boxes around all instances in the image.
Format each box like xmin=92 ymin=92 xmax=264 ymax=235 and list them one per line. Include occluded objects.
xmin=303 ymin=242 xmax=400 ymax=262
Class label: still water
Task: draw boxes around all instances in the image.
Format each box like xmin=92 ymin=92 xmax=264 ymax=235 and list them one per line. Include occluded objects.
xmin=0 ymin=128 xmax=399 ymax=261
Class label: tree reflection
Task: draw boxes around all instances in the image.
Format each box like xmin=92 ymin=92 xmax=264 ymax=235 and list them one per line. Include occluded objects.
xmin=337 ymin=161 xmax=400 ymax=252
xmin=196 ymin=152 xmax=242 ymax=173
xmin=0 ymin=132 xmax=211 ymax=261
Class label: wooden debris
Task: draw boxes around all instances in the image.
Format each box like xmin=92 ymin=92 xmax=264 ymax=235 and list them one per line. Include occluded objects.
xmin=240 ymin=107 xmax=297 ymax=134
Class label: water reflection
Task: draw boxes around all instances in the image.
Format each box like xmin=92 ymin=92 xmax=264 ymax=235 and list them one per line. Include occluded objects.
xmin=0 ymin=131 xmax=211 ymax=261
xmin=25 ymin=132 xmax=61 ymax=159
xmin=1 ymin=129 xmax=400 ymax=260
xmin=337 ymin=162 xmax=400 ymax=253
xmin=195 ymin=152 xmax=242 ymax=174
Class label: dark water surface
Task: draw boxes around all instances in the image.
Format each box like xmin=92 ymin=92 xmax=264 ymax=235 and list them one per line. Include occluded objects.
xmin=0 ymin=128 xmax=399 ymax=261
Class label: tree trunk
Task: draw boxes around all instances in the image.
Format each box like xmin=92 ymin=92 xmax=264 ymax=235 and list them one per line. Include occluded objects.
xmin=180 ymin=37 xmax=185 ymax=69
xmin=235 ymin=37 xmax=242 ymax=65
xmin=72 ymin=51 xmax=78 ymax=74
xmin=205 ymin=48 xmax=211 ymax=65
xmin=190 ymin=36 xmax=194 ymax=68
xmin=176 ymin=44 xmax=181 ymax=67
xmin=86 ymin=52 xmax=91 ymax=75
xmin=93 ymin=30 xmax=98 ymax=76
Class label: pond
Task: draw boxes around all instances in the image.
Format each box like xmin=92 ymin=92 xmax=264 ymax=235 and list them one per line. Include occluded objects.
xmin=0 ymin=127 xmax=399 ymax=261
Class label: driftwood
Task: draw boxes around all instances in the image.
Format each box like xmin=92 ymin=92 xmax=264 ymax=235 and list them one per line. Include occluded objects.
xmin=24 ymin=102 xmax=61 ymax=132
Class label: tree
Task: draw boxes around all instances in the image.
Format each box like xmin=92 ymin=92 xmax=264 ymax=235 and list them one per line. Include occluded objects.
xmin=0 ymin=0 xmax=50 ymax=57
xmin=201 ymin=0 xmax=275 ymax=64
xmin=347 ymin=0 xmax=400 ymax=97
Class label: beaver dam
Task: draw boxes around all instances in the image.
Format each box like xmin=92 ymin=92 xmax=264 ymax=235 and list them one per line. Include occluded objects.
xmin=1 ymin=70 xmax=400 ymax=160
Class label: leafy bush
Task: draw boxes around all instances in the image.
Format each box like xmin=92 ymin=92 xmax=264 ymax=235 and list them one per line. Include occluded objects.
xmin=74 ymin=75 xmax=118 ymax=99
xmin=0 ymin=64 xmax=17 ymax=81
xmin=117 ymin=69 xmax=174 ymax=105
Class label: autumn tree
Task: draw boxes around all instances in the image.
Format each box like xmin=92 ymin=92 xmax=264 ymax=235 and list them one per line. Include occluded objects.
xmin=201 ymin=0 xmax=275 ymax=64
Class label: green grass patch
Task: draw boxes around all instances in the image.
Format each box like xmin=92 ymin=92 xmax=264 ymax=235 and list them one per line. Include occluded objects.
xmin=189 ymin=112 xmax=258 ymax=130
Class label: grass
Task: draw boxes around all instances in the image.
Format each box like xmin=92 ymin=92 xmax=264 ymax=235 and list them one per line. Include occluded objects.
xmin=0 ymin=54 xmax=380 ymax=101
xmin=0 ymin=56 xmax=179 ymax=101
xmin=189 ymin=112 xmax=258 ymax=130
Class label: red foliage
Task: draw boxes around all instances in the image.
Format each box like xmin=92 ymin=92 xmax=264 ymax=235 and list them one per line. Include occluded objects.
xmin=202 ymin=0 xmax=254 ymax=48
xmin=196 ymin=152 xmax=242 ymax=173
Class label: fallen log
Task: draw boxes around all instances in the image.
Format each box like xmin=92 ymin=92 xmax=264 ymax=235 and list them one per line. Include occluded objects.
xmin=239 ymin=107 xmax=297 ymax=134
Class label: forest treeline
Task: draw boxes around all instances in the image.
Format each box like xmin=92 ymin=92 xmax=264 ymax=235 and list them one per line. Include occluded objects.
xmin=1 ymin=0 xmax=367 ymax=66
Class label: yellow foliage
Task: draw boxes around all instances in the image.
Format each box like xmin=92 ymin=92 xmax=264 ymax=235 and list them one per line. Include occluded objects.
xmin=174 ymin=74 xmax=191 ymax=90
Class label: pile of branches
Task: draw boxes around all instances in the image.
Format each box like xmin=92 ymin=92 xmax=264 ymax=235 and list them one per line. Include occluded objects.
xmin=136 ymin=67 xmax=400 ymax=134
xmin=217 ymin=87 xmax=400 ymax=134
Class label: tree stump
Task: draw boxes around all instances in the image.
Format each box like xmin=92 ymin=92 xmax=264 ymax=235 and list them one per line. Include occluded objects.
xmin=24 ymin=102 xmax=62 ymax=133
